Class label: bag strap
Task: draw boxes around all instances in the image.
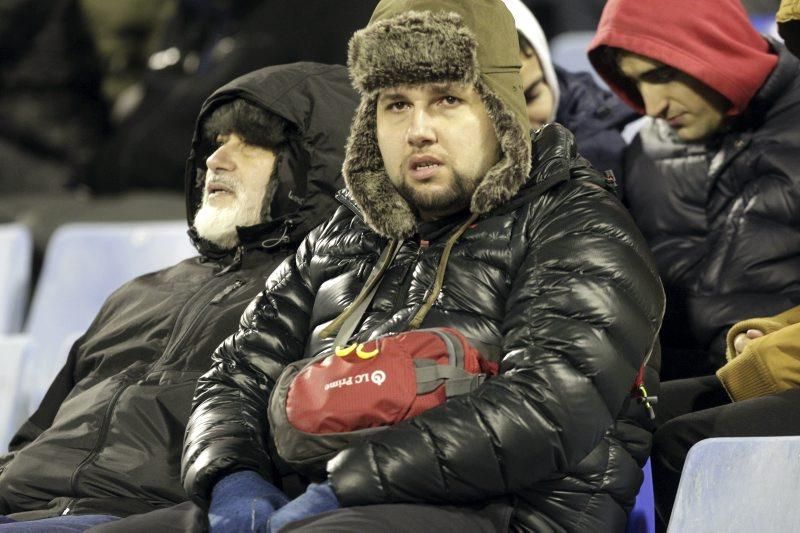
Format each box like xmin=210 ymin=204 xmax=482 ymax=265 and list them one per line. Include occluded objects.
xmin=325 ymin=174 xmax=569 ymax=342
xmin=414 ymin=360 xmax=486 ymax=396
xmin=408 ymin=174 xmax=570 ymax=330
xmin=321 ymin=239 xmax=402 ymax=347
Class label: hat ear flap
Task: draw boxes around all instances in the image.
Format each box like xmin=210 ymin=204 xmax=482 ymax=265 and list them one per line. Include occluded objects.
xmin=343 ymin=95 xmax=417 ymax=240
xmin=470 ymin=79 xmax=532 ymax=214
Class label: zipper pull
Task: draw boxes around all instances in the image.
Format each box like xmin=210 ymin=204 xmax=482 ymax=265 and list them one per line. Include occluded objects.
xmin=216 ymin=245 xmax=244 ymax=276
xmin=210 ymin=279 xmax=245 ymax=305
xmin=262 ymin=221 xmax=292 ymax=249
xmin=636 ymin=384 xmax=658 ymax=420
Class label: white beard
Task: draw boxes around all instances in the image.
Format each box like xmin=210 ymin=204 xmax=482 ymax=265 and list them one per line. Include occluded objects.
xmin=193 ymin=178 xmax=267 ymax=249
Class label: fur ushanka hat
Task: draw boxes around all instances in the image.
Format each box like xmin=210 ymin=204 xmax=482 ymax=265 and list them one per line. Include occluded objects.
xmin=343 ymin=0 xmax=533 ymax=240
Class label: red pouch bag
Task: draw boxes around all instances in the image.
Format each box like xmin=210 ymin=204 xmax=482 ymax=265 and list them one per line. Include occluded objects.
xmin=268 ymin=327 xmax=498 ymax=475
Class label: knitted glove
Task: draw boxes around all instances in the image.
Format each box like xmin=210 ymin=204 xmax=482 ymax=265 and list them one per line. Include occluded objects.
xmin=208 ymin=470 xmax=289 ymax=533
xmin=267 ymin=482 xmax=340 ymax=532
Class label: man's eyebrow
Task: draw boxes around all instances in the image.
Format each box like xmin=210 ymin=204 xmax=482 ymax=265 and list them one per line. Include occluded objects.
xmin=378 ymin=83 xmax=464 ymax=102
xmin=639 ymin=65 xmax=675 ymax=78
xmin=634 ymin=65 xmax=672 ymax=81
xmin=378 ymin=92 xmax=405 ymax=103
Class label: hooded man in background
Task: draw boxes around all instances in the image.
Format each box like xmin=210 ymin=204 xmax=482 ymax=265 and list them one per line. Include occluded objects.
xmin=181 ymin=1 xmax=665 ymax=531
xmin=589 ymin=0 xmax=800 ymax=381
xmin=589 ymin=0 xmax=800 ymax=528
xmin=502 ymin=0 xmax=637 ymax=181
xmin=0 ymin=63 xmax=357 ymax=532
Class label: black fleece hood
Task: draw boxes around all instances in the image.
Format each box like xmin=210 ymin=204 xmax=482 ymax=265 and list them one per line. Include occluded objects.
xmin=185 ymin=62 xmax=359 ymax=252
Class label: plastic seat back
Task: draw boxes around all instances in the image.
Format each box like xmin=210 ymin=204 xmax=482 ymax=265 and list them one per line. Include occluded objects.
xmin=0 ymin=224 xmax=33 ymax=333
xmin=0 ymin=334 xmax=28 ymax=452
xmin=668 ymin=436 xmax=800 ymax=533
xmin=20 ymin=221 xmax=196 ymax=410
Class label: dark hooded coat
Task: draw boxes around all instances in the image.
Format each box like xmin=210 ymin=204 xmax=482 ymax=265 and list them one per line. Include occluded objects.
xmin=0 ymin=62 xmax=357 ymax=520
xmin=588 ymin=0 xmax=800 ymax=379
xmin=622 ymin=45 xmax=800 ymax=378
xmin=625 ymin=48 xmax=800 ymax=378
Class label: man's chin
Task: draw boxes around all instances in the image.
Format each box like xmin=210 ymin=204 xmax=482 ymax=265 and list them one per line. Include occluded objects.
xmin=194 ymin=205 xmax=243 ymax=249
xmin=400 ymin=186 xmax=469 ymax=217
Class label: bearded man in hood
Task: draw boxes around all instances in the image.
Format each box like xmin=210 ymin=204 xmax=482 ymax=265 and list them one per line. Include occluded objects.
xmin=180 ymin=1 xmax=665 ymax=532
xmin=0 ymin=63 xmax=357 ymax=532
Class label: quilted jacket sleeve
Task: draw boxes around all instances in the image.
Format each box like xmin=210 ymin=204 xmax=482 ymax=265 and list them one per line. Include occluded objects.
xmin=327 ymin=168 xmax=665 ymax=506
xmin=181 ymin=228 xmax=323 ymax=504
xmin=717 ymin=321 xmax=800 ymax=401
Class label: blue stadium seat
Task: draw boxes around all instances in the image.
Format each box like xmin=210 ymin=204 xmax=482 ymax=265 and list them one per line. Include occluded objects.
xmin=626 ymin=458 xmax=655 ymax=533
xmin=548 ymin=31 xmax=607 ymax=89
xmin=0 ymin=335 xmax=28 ymax=450
xmin=0 ymin=224 xmax=33 ymax=333
xmin=668 ymin=436 xmax=800 ymax=532
xmin=9 ymin=221 xmax=196 ymax=431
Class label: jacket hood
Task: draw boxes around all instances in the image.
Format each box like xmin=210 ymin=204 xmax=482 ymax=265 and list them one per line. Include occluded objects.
xmin=185 ymin=62 xmax=359 ymax=253
xmin=588 ymin=0 xmax=778 ymax=115
xmin=501 ymin=0 xmax=560 ymax=122
xmin=343 ymin=0 xmax=532 ymax=240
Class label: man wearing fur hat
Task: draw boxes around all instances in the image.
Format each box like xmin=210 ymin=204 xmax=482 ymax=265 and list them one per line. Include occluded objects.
xmin=588 ymin=0 xmax=800 ymax=381
xmin=181 ymin=1 xmax=664 ymax=531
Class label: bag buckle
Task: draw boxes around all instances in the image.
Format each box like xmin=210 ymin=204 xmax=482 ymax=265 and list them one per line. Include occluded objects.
xmin=636 ymin=384 xmax=658 ymax=420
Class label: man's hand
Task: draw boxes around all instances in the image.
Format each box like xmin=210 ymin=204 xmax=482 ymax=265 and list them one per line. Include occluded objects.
xmin=208 ymin=470 xmax=288 ymax=533
xmin=733 ymin=329 xmax=765 ymax=355
xmin=267 ymin=482 xmax=339 ymax=532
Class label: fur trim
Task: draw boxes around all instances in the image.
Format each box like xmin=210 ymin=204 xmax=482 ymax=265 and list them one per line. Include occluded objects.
xmin=343 ymin=95 xmax=417 ymax=240
xmin=471 ymin=79 xmax=532 ymax=214
xmin=344 ymin=9 xmax=532 ymax=239
xmin=348 ymin=11 xmax=479 ymax=94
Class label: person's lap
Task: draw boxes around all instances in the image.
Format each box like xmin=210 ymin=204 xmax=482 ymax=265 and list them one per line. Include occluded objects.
xmin=0 ymin=515 xmax=118 ymax=532
xmin=281 ymin=502 xmax=512 ymax=533
xmin=655 ymin=377 xmax=800 ymax=455
xmin=652 ymin=376 xmax=800 ymax=527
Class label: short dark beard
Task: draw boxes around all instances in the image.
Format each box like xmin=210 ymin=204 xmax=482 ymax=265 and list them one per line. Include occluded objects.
xmin=397 ymin=172 xmax=475 ymax=221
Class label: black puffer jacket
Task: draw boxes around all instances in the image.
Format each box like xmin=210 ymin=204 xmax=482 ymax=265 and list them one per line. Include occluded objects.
xmin=624 ymin=44 xmax=800 ymax=379
xmin=182 ymin=124 xmax=665 ymax=532
xmin=0 ymin=63 xmax=357 ymax=520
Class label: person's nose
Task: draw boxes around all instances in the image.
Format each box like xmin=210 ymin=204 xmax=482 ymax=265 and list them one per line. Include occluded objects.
xmin=639 ymin=83 xmax=669 ymax=118
xmin=206 ymin=141 xmax=236 ymax=172
xmin=406 ymin=108 xmax=436 ymax=148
